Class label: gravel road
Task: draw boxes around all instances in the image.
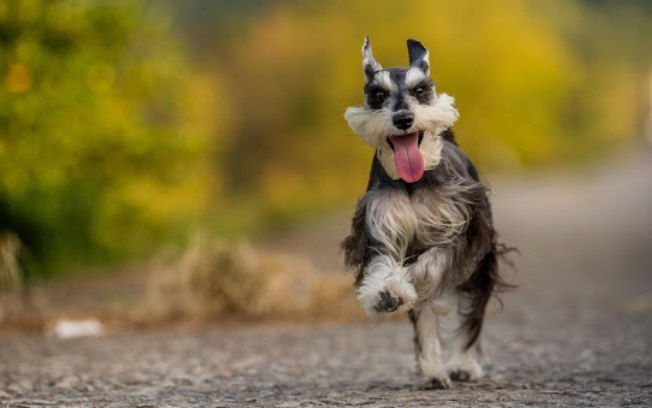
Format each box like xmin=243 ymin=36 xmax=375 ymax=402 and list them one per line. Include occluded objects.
xmin=1 ymin=153 xmax=651 ymax=407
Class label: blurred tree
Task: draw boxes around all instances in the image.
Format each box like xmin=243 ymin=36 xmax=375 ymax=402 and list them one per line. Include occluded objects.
xmin=2 ymin=0 xmax=651 ymax=278
xmin=0 ymin=0 xmax=223 ymax=277
xmin=204 ymin=0 xmax=651 ymax=224
xmin=212 ymin=0 xmax=575 ymax=223
xmin=540 ymin=0 xmax=652 ymax=158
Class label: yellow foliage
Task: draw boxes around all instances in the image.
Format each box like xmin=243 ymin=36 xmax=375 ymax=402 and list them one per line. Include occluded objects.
xmin=5 ymin=63 xmax=32 ymax=93
xmin=2 ymin=0 xmax=650 ymax=275
xmin=219 ymin=0 xmax=577 ymax=216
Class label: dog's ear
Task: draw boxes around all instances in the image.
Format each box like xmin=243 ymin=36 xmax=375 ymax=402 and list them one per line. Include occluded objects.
xmin=362 ymin=36 xmax=382 ymax=82
xmin=407 ymin=38 xmax=430 ymax=76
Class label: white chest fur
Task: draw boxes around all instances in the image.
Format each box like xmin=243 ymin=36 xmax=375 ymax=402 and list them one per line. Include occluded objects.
xmin=364 ymin=185 xmax=471 ymax=261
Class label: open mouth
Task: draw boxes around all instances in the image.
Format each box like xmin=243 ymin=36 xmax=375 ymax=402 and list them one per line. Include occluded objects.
xmin=386 ymin=131 xmax=424 ymax=151
xmin=386 ymin=131 xmax=425 ymax=184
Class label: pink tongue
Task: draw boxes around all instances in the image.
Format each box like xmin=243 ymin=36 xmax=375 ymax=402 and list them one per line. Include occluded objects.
xmin=391 ymin=132 xmax=424 ymax=183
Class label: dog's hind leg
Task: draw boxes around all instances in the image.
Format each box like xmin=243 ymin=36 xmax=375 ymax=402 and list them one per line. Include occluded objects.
xmin=409 ymin=302 xmax=451 ymax=389
xmin=437 ymin=289 xmax=484 ymax=381
xmin=441 ymin=248 xmax=502 ymax=381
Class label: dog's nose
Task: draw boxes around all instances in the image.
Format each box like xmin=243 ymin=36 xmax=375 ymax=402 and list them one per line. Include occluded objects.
xmin=392 ymin=112 xmax=414 ymax=130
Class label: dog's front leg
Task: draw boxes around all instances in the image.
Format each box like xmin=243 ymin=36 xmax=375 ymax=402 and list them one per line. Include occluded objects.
xmin=408 ymin=247 xmax=453 ymax=388
xmin=352 ymin=188 xmax=418 ymax=315
xmin=409 ymin=302 xmax=451 ymax=389
xmin=356 ymin=254 xmax=417 ymax=316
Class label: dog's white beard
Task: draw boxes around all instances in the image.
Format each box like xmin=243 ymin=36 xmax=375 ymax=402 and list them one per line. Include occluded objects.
xmin=344 ymin=93 xmax=459 ymax=180
xmin=343 ymin=107 xmax=393 ymax=147
xmin=412 ymin=93 xmax=459 ymax=137
xmin=377 ymin=131 xmax=442 ymax=181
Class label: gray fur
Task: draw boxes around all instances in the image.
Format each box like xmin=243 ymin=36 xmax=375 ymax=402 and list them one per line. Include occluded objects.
xmin=342 ymin=37 xmax=511 ymax=388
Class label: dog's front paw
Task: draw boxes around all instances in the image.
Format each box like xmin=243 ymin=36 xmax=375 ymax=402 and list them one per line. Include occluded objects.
xmin=446 ymin=357 xmax=483 ymax=382
xmin=357 ymin=263 xmax=417 ymax=316
xmin=375 ymin=290 xmax=403 ymax=312
xmin=421 ymin=373 xmax=452 ymax=390
xmin=358 ymin=283 xmax=416 ymax=316
xmin=419 ymin=360 xmax=452 ymax=390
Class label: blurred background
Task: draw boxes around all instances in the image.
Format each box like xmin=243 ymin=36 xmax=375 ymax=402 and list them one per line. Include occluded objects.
xmin=1 ymin=0 xmax=651 ymax=331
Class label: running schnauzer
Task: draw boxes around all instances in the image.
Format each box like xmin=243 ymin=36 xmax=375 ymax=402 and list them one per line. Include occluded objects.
xmin=342 ymin=37 xmax=510 ymax=389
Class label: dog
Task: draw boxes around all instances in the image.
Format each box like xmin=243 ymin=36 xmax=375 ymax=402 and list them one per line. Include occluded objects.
xmin=342 ymin=37 xmax=509 ymax=389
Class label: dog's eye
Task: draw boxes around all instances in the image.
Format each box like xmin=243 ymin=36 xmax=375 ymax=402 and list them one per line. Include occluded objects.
xmin=411 ymin=83 xmax=433 ymax=103
xmin=366 ymin=87 xmax=388 ymax=109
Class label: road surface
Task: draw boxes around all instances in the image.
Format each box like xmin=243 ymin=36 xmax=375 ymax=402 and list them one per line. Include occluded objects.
xmin=1 ymin=153 xmax=651 ymax=406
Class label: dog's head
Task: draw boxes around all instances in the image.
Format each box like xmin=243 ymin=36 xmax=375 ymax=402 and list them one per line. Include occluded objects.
xmin=344 ymin=37 xmax=459 ymax=183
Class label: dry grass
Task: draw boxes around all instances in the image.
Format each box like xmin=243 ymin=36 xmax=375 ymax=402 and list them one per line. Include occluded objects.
xmin=0 ymin=233 xmax=29 ymax=326
xmin=0 ymin=235 xmax=364 ymax=332
xmin=137 ymin=236 xmax=362 ymax=325
xmin=0 ymin=233 xmax=22 ymax=292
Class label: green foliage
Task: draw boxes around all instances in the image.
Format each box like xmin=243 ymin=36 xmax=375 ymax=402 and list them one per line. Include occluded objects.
xmin=1 ymin=0 xmax=651 ymax=278
xmin=0 ymin=1 xmax=221 ymax=275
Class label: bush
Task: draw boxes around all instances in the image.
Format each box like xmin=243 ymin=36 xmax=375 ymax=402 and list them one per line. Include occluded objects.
xmin=0 ymin=1 xmax=221 ymax=276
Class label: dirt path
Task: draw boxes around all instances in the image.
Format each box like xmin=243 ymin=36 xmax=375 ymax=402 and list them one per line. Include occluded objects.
xmin=2 ymin=153 xmax=651 ymax=406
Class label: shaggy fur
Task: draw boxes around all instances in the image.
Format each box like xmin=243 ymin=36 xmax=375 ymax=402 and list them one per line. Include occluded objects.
xmin=342 ymin=37 xmax=510 ymax=389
